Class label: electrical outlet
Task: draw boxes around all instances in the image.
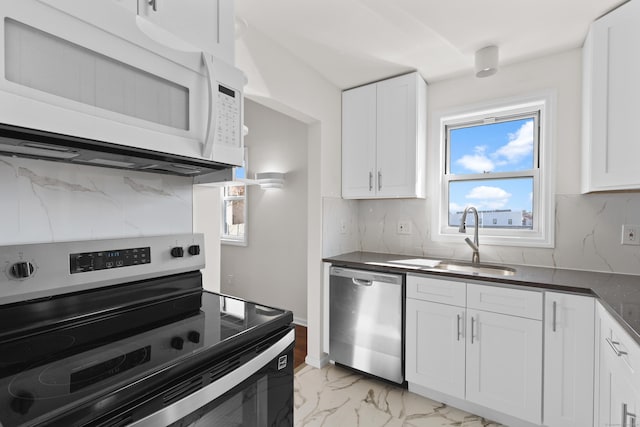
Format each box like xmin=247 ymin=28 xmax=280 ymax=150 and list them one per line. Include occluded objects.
xmin=340 ymin=220 xmax=348 ymax=234
xmin=397 ymin=221 xmax=412 ymax=235
xmin=621 ymin=225 xmax=640 ymax=245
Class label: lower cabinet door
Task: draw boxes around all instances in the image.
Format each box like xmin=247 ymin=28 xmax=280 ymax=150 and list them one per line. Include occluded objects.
xmin=465 ymin=309 xmax=543 ymax=424
xmin=543 ymin=292 xmax=595 ymax=427
xmin=405 ymin=298 xmax=465 ymax=398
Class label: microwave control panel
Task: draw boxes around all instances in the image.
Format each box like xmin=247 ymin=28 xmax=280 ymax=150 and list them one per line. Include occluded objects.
xmin=216 ymin=84 xmax=241 ymax=148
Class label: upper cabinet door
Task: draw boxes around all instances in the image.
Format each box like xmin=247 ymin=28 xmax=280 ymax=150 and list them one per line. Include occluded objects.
xmin=136 ymin=0 xmax=235 ymax=63
xmin=342 ymin=84 xmax=377 ymax=198
xmin=582 ymin=0 xmax=640 ymax=192
xmin=376 ymin=73 xmax=425 ymax=198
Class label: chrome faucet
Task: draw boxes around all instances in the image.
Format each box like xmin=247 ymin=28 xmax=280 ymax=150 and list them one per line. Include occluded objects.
xmin=459 ymin=206 xmax=480 ymax=264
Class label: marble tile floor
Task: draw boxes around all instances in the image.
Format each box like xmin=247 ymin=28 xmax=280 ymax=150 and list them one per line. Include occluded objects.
xmin=294 ymin=363 xmax=505 ymax=427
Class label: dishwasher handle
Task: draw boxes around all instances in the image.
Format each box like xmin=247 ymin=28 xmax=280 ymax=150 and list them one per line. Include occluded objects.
xmin=330 ymin=266 xmax=403 ymax=285
xmin=352 ymin=278 xmax=373 ymax=286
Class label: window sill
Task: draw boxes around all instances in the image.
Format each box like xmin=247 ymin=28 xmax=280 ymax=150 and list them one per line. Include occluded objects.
xmin=221 ymin=239 xmax=247 ymax=247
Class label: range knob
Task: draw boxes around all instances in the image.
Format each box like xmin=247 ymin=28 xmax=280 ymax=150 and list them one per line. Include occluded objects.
xmin=170 ymin=247 xmax=184 ymax=258
xmin=170 ymin=337 xmax=184 ymax=350
xmin=10 ymin=262 xmax=35 ymax=279
xmin=187 ymin=245 xmax=201 ymax=256
xmin=11 ymin=392 xmax=34 ymax=415
xmin=188 ymin=331 xmax=201 ymax=344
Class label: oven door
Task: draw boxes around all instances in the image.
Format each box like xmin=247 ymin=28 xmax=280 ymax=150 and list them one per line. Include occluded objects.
xmin=124 ymin=328 xmax=295 ymax=427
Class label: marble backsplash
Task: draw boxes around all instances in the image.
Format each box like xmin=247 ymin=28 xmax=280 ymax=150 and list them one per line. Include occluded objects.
xmin=0 ymin=156 xmax=193 ymax=245
xmin=323 ymin=194 xmax=640 ymax=276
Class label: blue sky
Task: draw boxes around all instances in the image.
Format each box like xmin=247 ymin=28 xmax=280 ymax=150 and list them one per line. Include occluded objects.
xmin=449 ymin=118 xmax=534 ymax=214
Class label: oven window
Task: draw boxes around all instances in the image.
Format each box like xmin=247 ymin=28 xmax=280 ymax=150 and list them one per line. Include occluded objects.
xmin=170 ymin=375 xmax=269 ymax=427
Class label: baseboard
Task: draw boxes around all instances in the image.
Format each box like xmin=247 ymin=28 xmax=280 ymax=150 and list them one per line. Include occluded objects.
xmin=304 ymin=352 xmax=329 ymax=369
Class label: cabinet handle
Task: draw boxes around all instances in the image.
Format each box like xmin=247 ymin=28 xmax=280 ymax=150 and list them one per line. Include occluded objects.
xmin=201 ymin=52 xmax=217 ymax=159
xmin=369 ymin=172 xmax=373 ymax=192
xmin=378 ymin=171 xmax=382 ymax=191
xmin=607 ymin=337 xmax=628 ymax=356
xmin=471 ymin=316 xmax=476 ymax=344
xmin=623 ymin=403 xmax=637 ymax=427
xmin=456 ymin=314 xmax=462 ymax=341
xmin=552 ymin=301 xmax=557 ymax=332
xmin=148 ymin=0 xmax=157 ymax=11
xmin=351 ymin=278 xmax=373 ymax=287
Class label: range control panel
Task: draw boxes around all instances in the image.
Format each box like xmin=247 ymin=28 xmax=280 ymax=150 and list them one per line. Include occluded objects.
xmin=70 ymin=247 xmax=151 ymax=274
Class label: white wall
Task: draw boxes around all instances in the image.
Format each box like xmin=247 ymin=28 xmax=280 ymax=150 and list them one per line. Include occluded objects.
xmin=324 ymin=48 xmax=640 ymax=275
xmin=220 ymin=99 xmax=308 ymax=324
xmin=236 ymin=26 xmax=342 ymax=367
xmin=193 ymin=186 xmax=221 ymax=292
xmin=0 ymin=156 xmax=193 ymax=245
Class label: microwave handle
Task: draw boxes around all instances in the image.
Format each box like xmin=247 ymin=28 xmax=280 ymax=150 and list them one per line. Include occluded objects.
xmin=201 ymin=51 xmax=216 ymax=159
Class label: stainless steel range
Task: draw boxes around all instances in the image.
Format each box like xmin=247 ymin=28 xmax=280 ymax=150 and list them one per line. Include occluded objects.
xmin=0 ymin=234 xmax=294 ymax=427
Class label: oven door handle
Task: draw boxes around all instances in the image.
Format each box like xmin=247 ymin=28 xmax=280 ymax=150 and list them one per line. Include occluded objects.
xmin=128 ymin=328 xmax=295 ymax=427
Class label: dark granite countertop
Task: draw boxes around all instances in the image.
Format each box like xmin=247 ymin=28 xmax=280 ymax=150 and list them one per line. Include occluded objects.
xmin=324 ymin=251 xmax=640 ymax=345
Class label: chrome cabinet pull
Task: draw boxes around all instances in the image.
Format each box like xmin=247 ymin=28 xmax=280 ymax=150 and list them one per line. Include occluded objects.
xmin=378 ymin=171 xmax=382 ymax=191
xmin=456 ymin=314 xmax=462 ymax=341
xmin=471 ymin=316 xmax=476 ymax=344
xmin=552 ymin=301 xmax=557 ymax=332
xmin=352 ymin=278 xmax=373 ymax=287
xmin=623 ymin=403 xmax=637 ymax=427
xmin=148 ymin=0 xmax=157 ymax=11
xmin=369 ymin=172 xmax=373 ymax=192
xmin=607 ymin=337 xmax=628 ymax=356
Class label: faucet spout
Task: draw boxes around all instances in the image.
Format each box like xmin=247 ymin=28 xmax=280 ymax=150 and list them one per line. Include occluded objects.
xmin=459 ymin=206 xmax=480 ymax=263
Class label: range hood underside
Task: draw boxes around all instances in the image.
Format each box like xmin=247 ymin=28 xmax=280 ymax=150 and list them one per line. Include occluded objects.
xmin=0 ymin=123 xmax=233 ymax=183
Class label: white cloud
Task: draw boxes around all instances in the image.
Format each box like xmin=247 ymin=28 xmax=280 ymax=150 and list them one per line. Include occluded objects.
xmin=456 ymin=145 xmax=494 ymax=173
xmin=493 ymin=121 xmax=534 ymax=163
xmin=465 ymin=185 xmax=512 ymax=210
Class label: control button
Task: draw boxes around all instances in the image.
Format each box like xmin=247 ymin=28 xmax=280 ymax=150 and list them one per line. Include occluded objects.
xmin=187 ymin=245 xmax=201 ymax=256
xmin=171 ymin=337 xmax=185 ymax=350
xmin=170 ymin=247 xmax=184 ymax=258
xmin=11 ymin=392 xmax=34 ymax=415
xmin=10 ymin=262 xmax=35 ymax=279
xmin=188 ymin=331 xmax=201 ymax=344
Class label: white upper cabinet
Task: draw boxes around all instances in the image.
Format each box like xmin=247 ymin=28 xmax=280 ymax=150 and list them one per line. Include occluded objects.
xmin=543 ymin=292 xmax=595 ymax=427
xmin=342 ymin=72 xmax=427 ymax=199
xmin=136 ymin=0 xmax=235 ymax=63
xmin=582 ymin=0 xmax=640 ymax=192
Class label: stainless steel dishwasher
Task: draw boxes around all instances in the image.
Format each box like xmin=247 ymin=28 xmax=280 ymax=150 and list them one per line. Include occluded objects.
xmin=329 ymin=266 xmax=404 ymax=384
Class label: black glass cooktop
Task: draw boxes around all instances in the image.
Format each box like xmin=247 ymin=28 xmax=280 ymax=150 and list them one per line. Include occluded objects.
xmin=0 ymin=272 xmax=292 ymax=427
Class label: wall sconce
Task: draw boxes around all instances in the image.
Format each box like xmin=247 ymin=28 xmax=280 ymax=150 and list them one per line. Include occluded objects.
xmin=255 ymin=172 xmax=285 ymax=189
xmin=475 ymin=45 xmax=499 ymax=78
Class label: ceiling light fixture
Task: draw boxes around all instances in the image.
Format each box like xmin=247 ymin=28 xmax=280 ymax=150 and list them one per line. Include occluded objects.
xmin=474 ymin=45 xmax=499 ymax=78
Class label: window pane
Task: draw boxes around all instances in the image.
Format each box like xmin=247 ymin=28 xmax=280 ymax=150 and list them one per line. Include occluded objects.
xmin=448 ymin=178 xmax=533 ymax=230
xmin=449 ymin=117 xmax=535 ymax=175
xmin=225 ymin=185 xmax=245 ymax=197
xmin=223 ymin=199 xmax=245 ymax=238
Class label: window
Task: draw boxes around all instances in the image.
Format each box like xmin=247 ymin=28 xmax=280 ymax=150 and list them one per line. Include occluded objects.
xmin=434 ymin=93 xmax=555 ymax=247
xmin=221 ymin=185 xmax=246 ymax=245
xmin=221 ymin=149 xmax=248 ymax=246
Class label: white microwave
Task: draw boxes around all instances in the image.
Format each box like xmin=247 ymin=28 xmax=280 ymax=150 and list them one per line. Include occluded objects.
xmin=0 ymin=0 xmax=245 ymax=178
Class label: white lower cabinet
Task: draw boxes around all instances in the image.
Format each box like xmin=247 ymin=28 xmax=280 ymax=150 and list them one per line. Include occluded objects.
xmin=405 ymin=275 xmax=543 ymax=426
xmin=465 ymin=308 xmax=542 ymax=424
xmin=405 ymin=298 xmax=465 ymax=398
xmin=597 ymin=303 xmax=640 ymax=427
xmin=543 ymin=292 xmax=595 ymax=427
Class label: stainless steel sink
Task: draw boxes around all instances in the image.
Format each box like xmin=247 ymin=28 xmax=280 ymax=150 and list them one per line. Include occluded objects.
xmin=432 ymin=261 xmax=516 ymax=276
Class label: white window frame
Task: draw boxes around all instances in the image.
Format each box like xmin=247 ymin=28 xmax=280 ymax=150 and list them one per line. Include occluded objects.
xmin=221 ymin=149 xmax=249 ymax=246
xmin=432 ymin=92 xmax=555 ymax=248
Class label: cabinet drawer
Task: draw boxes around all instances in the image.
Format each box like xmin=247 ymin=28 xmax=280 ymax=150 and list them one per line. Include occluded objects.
xmin=407 ymin=274 xmax=466 ymax=306
xmin=467 ymin=284 xmax=542 ymax=320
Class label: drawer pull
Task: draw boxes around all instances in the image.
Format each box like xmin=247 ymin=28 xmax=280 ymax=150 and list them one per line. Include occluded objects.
xmin=456 ymin=314 xmax=462 ymax=341
xmin=471 ymin=316 xmax=476 ymax=344
xmin=368 ymin=172 xmax=373 ymax=192
xmin=607 ymin=337 xmax=628 ymax=356
xmin=552 ymin=301 xmax=557 ymax=332
xmin=352 ymin=278 xmax=373 ymax=287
